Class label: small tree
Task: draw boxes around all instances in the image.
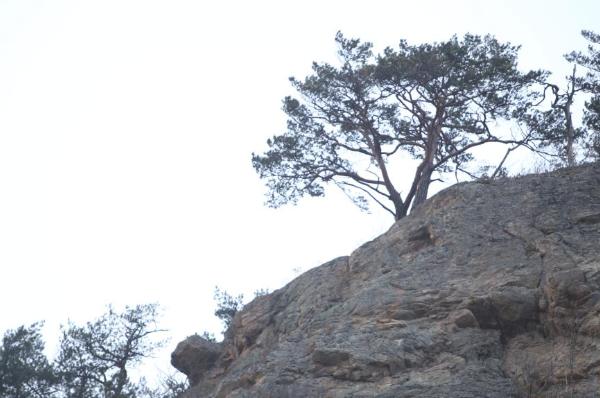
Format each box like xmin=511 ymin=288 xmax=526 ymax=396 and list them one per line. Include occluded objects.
xmin=522 ymin=65 xmax=587 ymax=166
xmin=584 ymin=95 xmax=600 ymax=158
xmin=56 ymin=304 xmax=165 ymax=398
xmin=253 ymin=33 xmax=542 ymax=220
xmin=0 ymin=322 xmax=58 ymax=398
xmin=213 ymin=287 xmax=244 ymax=332
xmin=567 ymin=30 xmax=600 ymax=159
xmin=138 ymin=373 xmax=189 ymax=398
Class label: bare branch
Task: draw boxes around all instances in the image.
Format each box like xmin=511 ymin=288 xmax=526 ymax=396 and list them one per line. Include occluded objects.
xmin=337 ymin=180 xmax=396 ymax=217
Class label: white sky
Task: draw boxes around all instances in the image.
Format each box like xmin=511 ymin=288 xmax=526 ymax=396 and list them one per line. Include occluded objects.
xmin=1 ymin=0 xmax=598 ymax=384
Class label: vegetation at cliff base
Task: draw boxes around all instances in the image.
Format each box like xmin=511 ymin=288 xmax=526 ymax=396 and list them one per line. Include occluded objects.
xmin=0 ymin=304 xmax=185 ymax=398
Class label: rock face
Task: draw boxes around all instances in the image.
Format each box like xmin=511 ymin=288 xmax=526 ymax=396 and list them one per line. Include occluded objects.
xmin=173 ymin=163 xmax=600 ymax=397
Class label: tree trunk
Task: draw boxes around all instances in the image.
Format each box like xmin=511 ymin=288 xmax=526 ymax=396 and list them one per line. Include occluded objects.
xmin=412 ymin=116 xmax=442 ymax=209
xmin=564 ymin=99 xmax=575 ymax=167
xmin=113 ymin=365 xmax=128 ymax=398
xmin=368 ymin=129 xmax=405 ymax=221
xmin=412 ymin=164 xmax=433 ymax=208
xmin=392 ymin=193 xmax=407 ymax=221
xmin=564 ymin=65 xmax=577 ymax=167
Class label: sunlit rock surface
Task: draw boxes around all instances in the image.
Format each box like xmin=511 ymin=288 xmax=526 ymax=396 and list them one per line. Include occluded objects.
xmin=173 ymin=163 xmax=600 ymax=398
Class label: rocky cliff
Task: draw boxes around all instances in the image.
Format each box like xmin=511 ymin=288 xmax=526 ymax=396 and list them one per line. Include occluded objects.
xmin=172 ymin=163 xmax=600 ymax=398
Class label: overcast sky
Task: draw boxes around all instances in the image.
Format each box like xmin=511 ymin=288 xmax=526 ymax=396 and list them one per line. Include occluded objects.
xmin=1 ymin=0 xmax=598 ymax=383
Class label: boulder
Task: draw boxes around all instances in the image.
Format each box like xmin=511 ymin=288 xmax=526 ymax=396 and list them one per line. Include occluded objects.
xmin=171 ymin=335 xmax=221 ymax=386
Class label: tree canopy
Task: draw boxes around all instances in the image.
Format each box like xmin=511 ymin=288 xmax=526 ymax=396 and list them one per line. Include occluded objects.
xmin=522 ymin=30 xmax=600 ymax=166
xmin=252 ymin=33 xmax=543 ymax=220
xmin=521 ymin=65 xmax=587 ymax=166
xmin=0 ymin=304 xmax=185 ymax=398
xmin=0 ymin=322 xmax=57 ymax=398
xmin=56 ymin=304 xmax=165 ymax=398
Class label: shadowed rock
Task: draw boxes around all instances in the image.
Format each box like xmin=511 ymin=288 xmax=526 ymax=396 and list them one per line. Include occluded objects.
xmin=171 ymin=335 xmax=221 ymax=386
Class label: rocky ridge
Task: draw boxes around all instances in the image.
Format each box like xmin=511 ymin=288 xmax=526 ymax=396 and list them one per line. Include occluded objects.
xmin=173 ymin=163 xmax=600 ymax=397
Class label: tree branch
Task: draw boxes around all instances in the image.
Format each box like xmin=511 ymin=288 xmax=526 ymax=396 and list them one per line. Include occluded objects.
xmin=337 ymin=180 xmax=396 ymax=217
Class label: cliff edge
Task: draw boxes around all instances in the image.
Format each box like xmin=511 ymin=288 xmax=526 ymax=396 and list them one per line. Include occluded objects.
xmin=173 ymin=163 xmax=600 ymax=397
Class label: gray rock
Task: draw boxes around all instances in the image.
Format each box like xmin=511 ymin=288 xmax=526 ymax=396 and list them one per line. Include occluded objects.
xmin=176 ymin=163 xmax=600 ymax=397
xmin=448 ymin=309 xmax=479 ymax=329
xmin=171 ymin=335 xmax=222 ymax=385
